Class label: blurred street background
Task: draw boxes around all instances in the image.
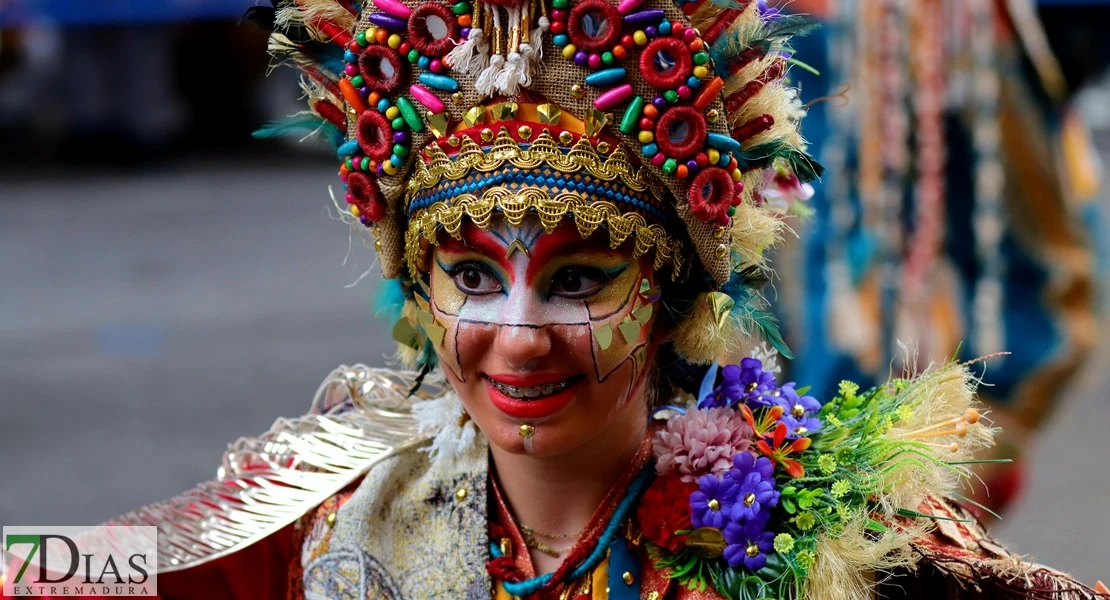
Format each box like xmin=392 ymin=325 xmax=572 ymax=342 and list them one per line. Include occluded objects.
xmin=1 ymin=0 xmax=1109 ymax=587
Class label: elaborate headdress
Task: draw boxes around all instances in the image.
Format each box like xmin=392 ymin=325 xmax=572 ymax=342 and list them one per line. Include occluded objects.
xmin=248 ymin=0 xmax=821 ymax=365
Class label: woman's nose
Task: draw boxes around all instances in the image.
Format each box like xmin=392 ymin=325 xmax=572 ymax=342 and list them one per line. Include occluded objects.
xmin=494 ymin=324 xmax=553 ymax=369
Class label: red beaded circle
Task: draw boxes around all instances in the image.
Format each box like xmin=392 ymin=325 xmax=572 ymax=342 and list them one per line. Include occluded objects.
xmin=346 ymin=172 xmax=387 ymax=222
xmin=688 ymin=167 xmax=735 ymax=224
xmin=407 ymin=3 xmax=459 ymax=58
xmin=566 ymin=0 xmax=622 ymax=53
xmin=655 ymin=106 xmax=707 ymax=160
xmin=639 ymin=37 xmax=692 ymax=90
xmin=358 ymin=45 xmax=407 ymax=95
xmin=356 ymin=110 xmax=396 ymax=162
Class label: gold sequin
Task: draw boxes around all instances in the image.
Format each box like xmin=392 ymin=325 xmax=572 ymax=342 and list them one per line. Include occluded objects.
xmin=707 ymin=108 xmax=720 ymax=124
xmin=558 ymin=131 xmax=574 ymax=145
xmin=517 ymin=125 xmax=533 ymax=139
xmin=451 ymin=91 xmax=465 ymax=105
xmin=622 ymin=571 xmax=633 ymax=585
xmin=447 ymin=135 xmax=461 ymax=147
xmin=455 ymin=487 xmax=468 ymax=502
xmin=325 ymin=512 xmax=337 ymax=527
xmin=596 ymin=141 xmax=610 ymax=154
xmin=480 ymin=128 xmax=495 ymax=142
xmin=570 ymin=84 xmax=585 ymax=99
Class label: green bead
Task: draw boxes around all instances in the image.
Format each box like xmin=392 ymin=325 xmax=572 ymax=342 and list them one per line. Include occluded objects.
xmin=452 ymin=1 xmax=470 ymax=14
xmin=393 ymin=144 xmax=409 ymax=157
xmin=552 ymin=0 xmax=568 ymax=8
xmin=662 ymin=158 xmax=677 ymax=174
xmin=360 ymin=157 xmax=370 ymax=171
xmin=350 ymin=75 xmax=365 ymax=88
xmin=664 ymin=89 xmax=679 ymax=103
xmin=602 ymin=52 xmax=614 ymax=65
xmin=728 ymin=205 xmax=737 ymax=216
xmin=345 ymin=157 xmax=354 ymax=171
xmin=356 ymin=31 xmax=367 ymax=46
xmin=407 ymin=49 xmax=420 ymax=63
xmin=693 ymin=52 xmax=708 ymax=66
xmin=395 ymin=96 xmax=425 ymax=132
xmin=619 ymin=96 xmax=644 ymax=135
xmin=392 ymin=117 xmax=406 ymax=130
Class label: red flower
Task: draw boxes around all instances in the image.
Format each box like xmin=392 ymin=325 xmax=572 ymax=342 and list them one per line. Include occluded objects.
xmin=755 ymin=422 xmax=811 ymax=478
xmin=637 ymin=473 xmax=698 ymax=553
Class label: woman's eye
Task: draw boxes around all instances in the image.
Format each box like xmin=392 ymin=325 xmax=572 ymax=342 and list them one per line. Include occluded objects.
xmin=550 ymin=267 xmax=610 ymax=298
xmin=450 ymin=263 xmax=502 ymax=295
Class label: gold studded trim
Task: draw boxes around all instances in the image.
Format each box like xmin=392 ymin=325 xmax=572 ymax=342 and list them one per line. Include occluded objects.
xmin=404 ymin=186 xmax=684 ymax=277
xmin=406 ymin=128 xmax=666 ymax=203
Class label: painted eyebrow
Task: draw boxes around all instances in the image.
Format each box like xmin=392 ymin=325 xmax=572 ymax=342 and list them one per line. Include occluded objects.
xmin=436 ymin=229 xmax=513 ymax=279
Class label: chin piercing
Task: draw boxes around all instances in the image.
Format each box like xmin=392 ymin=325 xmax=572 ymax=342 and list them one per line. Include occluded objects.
xmin=518 ymin=424 xmax=536 ymax=438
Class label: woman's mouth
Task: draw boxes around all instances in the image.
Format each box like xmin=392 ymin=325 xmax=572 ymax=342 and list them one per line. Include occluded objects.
xmin=484 ymin=374 xmax=584 ymax=420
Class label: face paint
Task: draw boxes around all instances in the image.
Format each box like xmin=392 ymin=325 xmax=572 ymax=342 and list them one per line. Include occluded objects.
xmin=427 ymin=215 xmax=660 ymax=457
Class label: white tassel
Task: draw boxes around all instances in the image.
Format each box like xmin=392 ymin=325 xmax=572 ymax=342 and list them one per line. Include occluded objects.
xmin=444 ymin=27 xmax=487 ymax=76
xmin=496 ymin=50 xmax=528 ymax=95
xmin=474 ymin=6 xmax=503 ymax=97
xmin=527 ymin=15 xmax=549 ymax=63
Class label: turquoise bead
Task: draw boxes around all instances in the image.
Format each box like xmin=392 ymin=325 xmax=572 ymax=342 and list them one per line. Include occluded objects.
xmin=642 ymin=143 xmax=658 ymax=156
xmin=687 ymin=75 xmax=701 ymax=88
xmin=584 ymin=68 xmax=626 ymax=87
xmin=418 ymin=56 xmax=431 ymax=69
xmin=553 ymin=34 xmax=569 ymax=47
xmin=706 ymin=132 xmax=741 ymax=153
xmin=337 ymin=139 xmax=360 ymax=158
xmin=659 ymin=20 xmax=671 ymax=35
xmin=390 ymin=154 xmax=404 ymax=167
xmin=718 ymin=151 xmax=731 ymax=165
xmin=377 ymin=98 xmax=391 ymax=112
xmin=418 ymin=72 xmax=460 ymax=92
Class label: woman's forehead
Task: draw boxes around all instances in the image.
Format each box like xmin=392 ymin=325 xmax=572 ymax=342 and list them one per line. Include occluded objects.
xmin=435 ymin=216 xmax=634 ymax=263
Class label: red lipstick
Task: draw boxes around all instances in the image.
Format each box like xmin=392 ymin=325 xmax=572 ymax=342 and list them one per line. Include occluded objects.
xmin=484 ymin=373 xmax=583 ymax=420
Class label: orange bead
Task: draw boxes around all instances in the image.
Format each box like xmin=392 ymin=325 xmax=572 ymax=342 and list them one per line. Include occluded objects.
xmin=676 ymin=165 xmax=689 ymax=179
xmin=694 ymin=76 xmax=724 ymax=110
xmin=612 ymin=45 xmax=627 ymax=60
xmin=368 ymin=92 xmax=381 ymax=106
xmin=643 ymin=104 xmax=659 ymax=119
xmin=458 ymin=13 xmax=471 ymax=26
xmin=375 ymin=28 xmax=389 ymax=44
xmin=339 ymin=164 xmax=349 ymax=177
xmin=687 ymin=38 xmax=703 ymax=52
xmin=339 ymin=78 xmax=368 ymax=114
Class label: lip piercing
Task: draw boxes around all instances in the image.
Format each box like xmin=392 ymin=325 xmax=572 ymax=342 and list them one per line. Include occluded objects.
xmin=518 ymin=424 xmax=536 ymax=438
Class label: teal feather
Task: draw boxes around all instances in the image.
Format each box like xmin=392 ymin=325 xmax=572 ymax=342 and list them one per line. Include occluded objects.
xmin=720 ymin=267 xmax=793 ymax=360
xmin=373 ymin=278 xmax=407 ymax=324
xmin=252 ymin=114 xmax=343 ymax=149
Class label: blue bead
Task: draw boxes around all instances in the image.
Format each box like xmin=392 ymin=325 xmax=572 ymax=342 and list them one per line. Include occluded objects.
xmin=584 ymin=68 xmax=626 ymax=87
xmin=706 ymin=132 xmax=742 ymax=153
xmin=687 ymin=75 xmax=702 ymax=88
xmin=718 ymin=151 xmax=732 ymax=166
xmin=418 ymin=72 xmax=460 ymax=92
xmin=336 ymin=139 xmax=360 ymax=158
xmin=417 ymin=56 xmax=431 ymax=69
xmin=390 ymin=154 xmax=404 ymax=167
xmin=658 ymin=20 xmax=671 ymax=35
xmin=553 ymin=33 xmax=569 ymax=46
xmin=377 ymin=98 xmax=391 ymax=112
xmin=344 ymin=50 xmax=358 ymax=63
xmin=642 ymin=143 xmax=658 ymax=156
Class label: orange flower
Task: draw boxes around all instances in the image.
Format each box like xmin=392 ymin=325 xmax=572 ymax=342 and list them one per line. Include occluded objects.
xmin=755 ymin=422 xmax=811 ymax=478
xmin=738 ymin=403 xmax=784 ymax=438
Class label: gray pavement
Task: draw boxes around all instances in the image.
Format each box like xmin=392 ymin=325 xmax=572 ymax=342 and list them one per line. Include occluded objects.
xmin=1 ymin=155 xmax=1108 ymax=584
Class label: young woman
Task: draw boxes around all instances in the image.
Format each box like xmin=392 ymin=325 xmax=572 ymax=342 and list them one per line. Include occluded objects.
xmin=9 ymin=0 xmax=1105 ymax=598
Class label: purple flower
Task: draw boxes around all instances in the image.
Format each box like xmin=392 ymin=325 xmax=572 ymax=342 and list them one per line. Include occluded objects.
xmin=756 ymin=0 xmax=780 ymax=18
xmin=770 ymin=383 xmax=822 ymax=439
xmin=724 ymin=452 xmax=779 ymax=522
xmin=701 ymin=358 xmax=777 ymax=409
xmin=690 ymin=474 xmax=738 ymax=530
xmin=723 ymin=518 xmax=776 ymax=571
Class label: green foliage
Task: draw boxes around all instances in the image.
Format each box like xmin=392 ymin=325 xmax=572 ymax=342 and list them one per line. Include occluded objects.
xmin=652 ymin=545 xmax=718 ymax=592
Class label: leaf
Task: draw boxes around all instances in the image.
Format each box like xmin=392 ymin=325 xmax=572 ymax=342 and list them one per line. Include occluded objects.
xmin=864 ymin=519 xmax=889 ymax=533
xmin=782 ymin=497 xmax=797 ymax=514
xmin=795 ymin=385 xmax=811 ymax=396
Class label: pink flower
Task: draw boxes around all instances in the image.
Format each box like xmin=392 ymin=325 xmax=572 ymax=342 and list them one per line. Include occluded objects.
xmin=653 ymin=407 xmax=755 ymax=482
xmin=758 ymin=169 xmax=814 ymax=214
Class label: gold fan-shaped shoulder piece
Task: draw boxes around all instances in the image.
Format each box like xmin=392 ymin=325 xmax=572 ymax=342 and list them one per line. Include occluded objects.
xmin=103 ymin=366 xmax=442 ymax=573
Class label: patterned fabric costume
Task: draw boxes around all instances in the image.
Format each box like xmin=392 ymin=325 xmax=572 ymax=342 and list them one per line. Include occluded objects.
xmin=3 ymin=0 xmax=1107 ymax=598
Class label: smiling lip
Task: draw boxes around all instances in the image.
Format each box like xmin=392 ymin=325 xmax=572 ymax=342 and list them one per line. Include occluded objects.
xmin=484 ymin=373 xmax=583 ymax=420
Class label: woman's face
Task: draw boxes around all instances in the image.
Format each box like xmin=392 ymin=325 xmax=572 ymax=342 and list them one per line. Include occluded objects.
xmin=427 ymin=215 xmax=660 ymax=457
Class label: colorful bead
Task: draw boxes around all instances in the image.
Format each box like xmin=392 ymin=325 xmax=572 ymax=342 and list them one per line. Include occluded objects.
xmin=623 ymin=9 xmax=664 ymax=26
xmin=619 ymin=95 xmax=644 ymax=134
xmin=552 ymin=0 xmax=568 ymax=8
xmin=650 ymin=153 xmax=666 ymax=167
xmin=429 ymin=59 xmax=444 ymax=73
xmin=387 ymin=34 xmax=402 ymax=49
xmin=356 ymin=31 xmax=368 ymax=46
xmin=418 ymin=72 xmax=460 ymax=92
xmin=632 ymin=30 xmax=648 ymax=45
xmin=407 ymin=48 xmax=420 ymax=63
xmin=692 ymin=51 xmax=708 ymax=65
xmin=642 ymin=143 xmax=658 ymax=156
xmin=594 ymin=84 xmax=635 ymax=110
xmin=553 ymin=34 xmax=569 ymax=46
xmin=339 ymin=78 xmax=368 ymax=114
xmin=663 ymin=89 xmax=679 ymax=103
xmin=452 ymin=1 xmax=470 ymax=15
xmin=658 ymin=19 xmax=671 ymax=35
xmin=395 ymin=97 xmax=425 ymax=132
xmin=337 ymin=139 xmax=360 ymax=158
xmin=676 ymin=85 xmax=691 ymax=99
xmin=585 ymin=68 xmax=626 ymax=87
xmin=377 ymin=98 xmax=391 ymax=112
xmin=587 ymin=54 xmax=603 ymax=69
xmin=602 ymin=51 xmax=615 ymax=65
xmin=374 ymin=0 xmax=412 ymax=19
xmin=617 ymin=0 xmax=645 ymax=15
xmin=417 ymin=56 xmax=430 ymax=69
xmin=662 ymin=157 xmax=677 ymax=173
xmin=706 ymin=132 xmax=741 ymax=153
xmin=409 ymin=84 xmax=446 ymax=113
xmin=385 ymin=106 xmax=401 ymax=119
xmin=391 ymin=116 xmax=405 ymax=130
xmin=637 ymin=130 xmax=654 ymax=144
xmin=694 ymin=76 xmax=724 ymax=110
xmin=562 ymin=44 xmax=577 ymax=59
xmin=369 ymin=13 xmax=408 ymax=31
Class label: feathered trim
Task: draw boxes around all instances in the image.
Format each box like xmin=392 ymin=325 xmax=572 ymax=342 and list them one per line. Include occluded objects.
xmin=412 ymin=392 xmax=480 ymax=465
xmin=252 ymin=111 xmax=344 ymax=148
xmin=275 ymin=0 xmax=358 ymax=43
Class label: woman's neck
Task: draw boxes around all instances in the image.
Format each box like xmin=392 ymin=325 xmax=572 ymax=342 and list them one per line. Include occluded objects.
xmin=489 ymin=400 xmax=649 ymax=575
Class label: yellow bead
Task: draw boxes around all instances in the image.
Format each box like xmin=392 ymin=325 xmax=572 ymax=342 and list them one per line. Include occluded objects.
xmin=731 ymin=169 xmax=743 ymax=182
xmin=637 ymin=130 xmax=654 ymax=144
xmin=385 ymin=106 xmax=400 ymax=119
xmin=707 ymin=148 xmax=720 ymax=164
xmin=387 ymin=34 xmax=402 ymax=49
xmin=366 ymin=26 xmax=379 ymax=41
xmin=561 ymin=43 xmax=576 ymax=59
xmin=633 ymin=31 xmax=647 ymax=45
xmin=349 ymin=205 xmax=361 ymax=217
xmin=383 ymin=161 xmax=398 ymax=175
xmin=693 ymin=65 xmax=708 ymax=78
